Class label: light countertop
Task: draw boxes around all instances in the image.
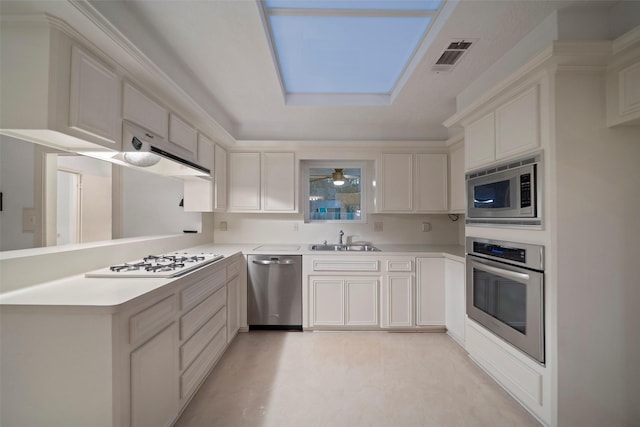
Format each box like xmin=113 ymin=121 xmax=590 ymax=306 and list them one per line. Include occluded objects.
xmin=0 ymin=244 xmax=464 ymax=309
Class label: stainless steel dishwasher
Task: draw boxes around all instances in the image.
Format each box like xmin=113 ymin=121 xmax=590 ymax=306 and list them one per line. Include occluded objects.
xmin=247 ymin=255 xmax=302 ymax=330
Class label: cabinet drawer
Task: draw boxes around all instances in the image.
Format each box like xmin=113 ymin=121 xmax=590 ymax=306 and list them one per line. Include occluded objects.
xmin=312 ymin=259 xmax=379 ymax=272
xmin=181 ymin=268 xmax=227 ymax=310
xmin=227 ymin=259 xmax=241 ymax=279
xmin=180 ymin=286 xmax=226 ymax=340
xmin=387 ymin=259 xmax=413 ymax=272
xmin=180 ymin=306 xmax=226 ymax=370
xmin=130 ymin=295 xmax=178 ymax=345
xmin=180 ymin=327 xmax=227 ymax=399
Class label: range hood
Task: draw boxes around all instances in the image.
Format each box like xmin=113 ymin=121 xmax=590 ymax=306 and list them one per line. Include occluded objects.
xmin=80 ymin=121 xmax=210 ymax=177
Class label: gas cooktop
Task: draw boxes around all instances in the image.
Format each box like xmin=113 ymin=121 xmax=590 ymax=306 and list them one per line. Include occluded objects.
xmin=85 ymin=252 xmax=224 ymax=278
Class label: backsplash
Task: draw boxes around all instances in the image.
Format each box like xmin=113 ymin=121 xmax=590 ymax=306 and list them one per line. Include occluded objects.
xmin=212 ymin=213 xmax=462 ymax=245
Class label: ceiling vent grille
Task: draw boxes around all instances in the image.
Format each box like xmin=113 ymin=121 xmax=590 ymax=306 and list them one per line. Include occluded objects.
xmin=432 ymin=40 xmax=473 ymax=72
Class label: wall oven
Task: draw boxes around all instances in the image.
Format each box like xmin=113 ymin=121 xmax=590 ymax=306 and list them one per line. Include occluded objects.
xmin=466 ymin=154 xmax=541 ymax=226
xmin=466 ymin=237 xmax=545 ymax=363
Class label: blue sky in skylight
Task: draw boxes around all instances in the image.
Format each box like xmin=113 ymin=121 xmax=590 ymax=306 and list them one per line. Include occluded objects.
xmin=270 ymin=15 xmax=432 ymax=93
xmin=265 ymin=0 xmax=442 ymax=11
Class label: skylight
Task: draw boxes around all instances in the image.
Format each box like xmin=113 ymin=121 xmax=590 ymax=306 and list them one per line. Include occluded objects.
xmin=261 ymin=0 xmax=446 ymax=105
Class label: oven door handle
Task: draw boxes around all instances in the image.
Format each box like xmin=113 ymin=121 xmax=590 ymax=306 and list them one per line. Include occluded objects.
xmin=475 ymin=262 xmax=530 ymax=281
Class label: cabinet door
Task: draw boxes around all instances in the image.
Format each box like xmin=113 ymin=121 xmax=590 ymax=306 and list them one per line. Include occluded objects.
xmin=495 ymin=86 xmax=539 ymax=160
xmin=227 ymin=276 xmax=240 ymax=342
xmin=310 ymin=278 xmax=344 ymax=326
xmin=183 ymin=134 xmax=214 ymax=212
xmin=123 ymin=82 xmax=168 ymax=138
xmin=385 ymin=275 xmax=413 ymax=327
xmin=214 ymin=144 xmax=228 ymax=211
xmin=449 ymin=143 xmax=466 ymax=212
xmin=69 ymin=45 xmax=120 ymax=148
xmin=380 ymin=153 xmax=413 ymax=212
xmin=262 ymin=152 xmax=295 ymax=212
xmin=169 ymin=114 xmax=197 ymax=161
xmin=130 ymin=323 xmax=178 ymax=427
xmin=445 ymin=259 xmax=465 ymax=345
xmin=416 ymin=258 xmax=445 ymax=326
xmin=345 ymin=278 xmax=378 ymax=326
xmin=415 ymin=153 xmax=448 ymax=212
xmin=465 ymin=112 xmax=495 ymax=170
xmin=228 ymin=152 xmax=261 ymax=211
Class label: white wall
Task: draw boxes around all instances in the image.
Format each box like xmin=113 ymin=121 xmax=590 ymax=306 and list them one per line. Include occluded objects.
xmin=212 ymin=212 xmax=460 ymax=246
xmin=120 ymin=167 xmax=202 ymax=237
xmin=0 ymin=136 xmax=35 ymax=251
xmin=555 ymin=70 xmax=640 ymax=427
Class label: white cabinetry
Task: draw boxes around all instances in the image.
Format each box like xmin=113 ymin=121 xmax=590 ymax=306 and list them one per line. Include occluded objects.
xmin=379 ymin=153 xmax=448 ymax=213
xmin=606 ymin=36 xmax=640 ymax=126
xmin=310 ymin=277 xmax=378 ymax=327
xmin=444 ymin=258 xmax=465 ymax=345
xmin=229 ymin=152 xmax=261 ymax=211
xmin=0 ymin=21 xmax=122 ymax=151
xmin=69 ymin=45 xmax=121 ymax=148
xmin=226 ymin=258 xmax=241 ymax=342
xmin=168 ymin=114 xmax=198 ymax=162
xmin=448 ymin=142 xmax=466 ymax=213
xmin=183 ymin=135 xmax=227 ymax=212
xmin=384 ymin=275 xmax=413 ymax=327
xmin=123 ymin=81 xmax=168 ymax=138
xmin=228 ymin=152 xmax=296 ymax=212
xmin=416 ymin=257 xmax=445 ymax=326
xmin=130 ymin=323 xmax=179 ymax=427
xmin=0 ymin=255 xmax=244 ymax=427
xmin=465 ymin=85 xmax=539 ymax=170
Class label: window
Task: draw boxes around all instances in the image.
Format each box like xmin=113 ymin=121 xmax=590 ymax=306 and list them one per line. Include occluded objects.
xmin=303 ymin=161 xmax=368 ymax=223
xmin=261 ymin=0 xmax=446 ymax=105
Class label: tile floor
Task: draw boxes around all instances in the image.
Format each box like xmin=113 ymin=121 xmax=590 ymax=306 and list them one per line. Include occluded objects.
xmin=174 ymin=331 xmax=541 ymax=427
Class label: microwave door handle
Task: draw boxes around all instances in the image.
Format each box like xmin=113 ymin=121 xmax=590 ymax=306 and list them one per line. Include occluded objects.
xmin=477 ymin=263 xmax=530 ymax=281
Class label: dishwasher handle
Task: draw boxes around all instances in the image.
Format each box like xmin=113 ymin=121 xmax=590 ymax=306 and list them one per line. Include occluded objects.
xmin=252 ymin=259 xmax=297 ymax=265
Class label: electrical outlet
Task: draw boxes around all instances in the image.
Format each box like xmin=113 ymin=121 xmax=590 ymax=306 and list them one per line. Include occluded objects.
xmin=293 ymin=223 xmax=299 ymax=232
xmin=374 ymin=221 xmax=383 ymax=232
xmin=219 ymin=221 xmax=228 ymax=231
xmin=421 ymin=222 xmax=431 ymax=232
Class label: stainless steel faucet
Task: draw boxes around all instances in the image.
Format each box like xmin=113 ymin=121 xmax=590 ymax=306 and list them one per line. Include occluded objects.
xmin=339 ymin=230 xmax=344 ymax=245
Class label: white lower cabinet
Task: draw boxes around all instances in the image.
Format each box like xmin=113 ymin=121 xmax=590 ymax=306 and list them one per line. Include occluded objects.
xmin=130 ymin=323 xmax=179 ymax=427
xmin=416 ymin=257 xmax=445 ymax=326
xmin=0 ymin=254 xmax=244 ymax=427
xmin=310 ymin=276 xmax=378 ymax=327
xmin=444 ymin=258 xmax=465 ymax=345
xmin=383 ymin=275 xmax=413 ymax=327
xmin=226 ymin=276 xmax=240 ymax=342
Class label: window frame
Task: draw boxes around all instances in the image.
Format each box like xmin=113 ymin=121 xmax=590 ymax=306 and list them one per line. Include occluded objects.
xmin=302 ymin=160 xmax=369 ymax=224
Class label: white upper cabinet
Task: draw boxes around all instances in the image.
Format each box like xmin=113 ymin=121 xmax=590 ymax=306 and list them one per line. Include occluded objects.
xmin=123 ymin=81 xmax=168 ymax=138
xmin=0 ymin=22 xmax=122 ymax=151
xmin=229 ymin=152 xmax=261 ymax=211
xmin=465 ymin=112 xmax=495 ymax=170
xmin=448 ymin=142 xmax=465 ymax=213
xmin=379 ymin=152 xmax=448 ymax=213
xmin=228 ymin=152 xmax=296 ymax=213
xmin=606 ymin=33 xmax=640 ymax=127
xmin=262 ymin=152 xmax=296 ymax=212
xmin=183 ymin=134 xmax=228 ymax=213
xmin=495 ymin=86 xmax=539 ymax=159
xmin=415 ymin=153 xmax=448 ymax=212
xmin=168 ymin=114 xmax=197 ymax=162
xmin=380 ymin=153 xmax=413 ymax=212
xmin=69 ymin=46 xmax=120 ymax=148
xmin=465 ymin=85 xmax=540 ymax=170
xmin=214 ymin=144 xmax=228 ymax=211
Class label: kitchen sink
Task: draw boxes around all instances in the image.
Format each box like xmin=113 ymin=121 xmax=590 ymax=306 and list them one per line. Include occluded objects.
xmin=309 ymin=244 xmax=380 ymax=252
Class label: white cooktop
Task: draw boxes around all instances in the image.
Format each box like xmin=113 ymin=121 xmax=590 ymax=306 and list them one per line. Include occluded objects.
xmin=85 ymin=252 xmax=224 ymax=278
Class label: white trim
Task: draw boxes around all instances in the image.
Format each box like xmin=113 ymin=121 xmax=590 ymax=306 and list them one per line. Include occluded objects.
xmin=612 ymin=25 xmax=640 ymax=55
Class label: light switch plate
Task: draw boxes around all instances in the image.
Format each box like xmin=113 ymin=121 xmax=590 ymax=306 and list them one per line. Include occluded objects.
xmin=219 ymin=221 xmax=228 ymax=231
xmin=22 ymin=207 xmax=36 ymax=232
xmin=374 ymin=221 xmax=383 ymax=232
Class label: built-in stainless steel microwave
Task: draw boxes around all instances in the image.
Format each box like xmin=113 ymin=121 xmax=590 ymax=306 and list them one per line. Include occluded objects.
xmin=466 ymin=154 xmax=542 ymax=226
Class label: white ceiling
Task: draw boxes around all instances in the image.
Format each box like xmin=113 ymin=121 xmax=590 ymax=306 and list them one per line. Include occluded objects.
xmin=2 ymin=0 xmax=604 ymax=142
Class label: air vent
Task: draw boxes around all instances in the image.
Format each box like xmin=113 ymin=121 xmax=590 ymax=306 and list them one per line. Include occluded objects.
xmin=432 ymin=39 xmax=473 ymax=72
